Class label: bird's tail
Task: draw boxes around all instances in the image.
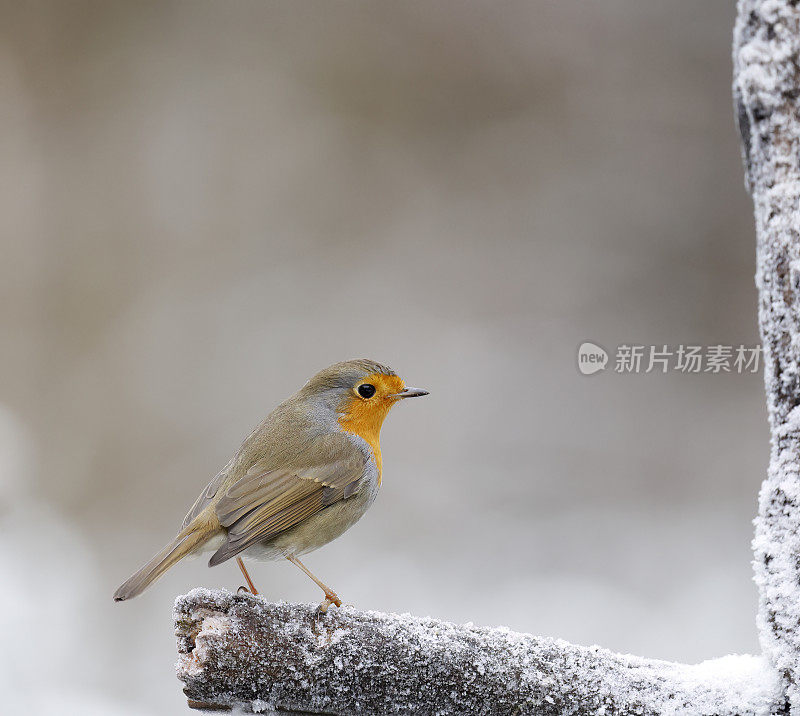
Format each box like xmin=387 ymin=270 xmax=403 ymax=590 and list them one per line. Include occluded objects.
xmin=113 ymin=523 xmax=213 ymax=602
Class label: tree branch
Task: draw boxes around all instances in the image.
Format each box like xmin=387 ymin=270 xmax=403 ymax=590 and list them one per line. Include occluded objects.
xmin=734 ymin=0 xmax=800 ymax=709
xmin=174 ymin=589 xmax=781 ymax=714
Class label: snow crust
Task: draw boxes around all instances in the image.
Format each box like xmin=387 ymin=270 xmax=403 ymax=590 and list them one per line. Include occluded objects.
xmin=174 ymin=589 xmax=783 ymax=715
xmin=734 ymin=0 xmax=800 ymax=709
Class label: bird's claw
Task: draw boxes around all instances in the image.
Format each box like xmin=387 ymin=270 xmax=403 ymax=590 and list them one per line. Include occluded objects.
xmin=315 ymin=593 xmax=342 ymax=616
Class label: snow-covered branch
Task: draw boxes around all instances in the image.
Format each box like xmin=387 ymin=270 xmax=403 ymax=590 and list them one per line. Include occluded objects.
xmin=169 ymin=2 xmax=800 ymax=713
xmin=734 ymin=0 xmax=800 ymax=710
xmin=174 ymin=589 xmax=781 ymax=715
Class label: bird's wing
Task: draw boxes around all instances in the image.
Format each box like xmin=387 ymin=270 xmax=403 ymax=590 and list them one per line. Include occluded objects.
xmin=181 ymin=469 xmax=227 ymax=531
xmin=208 ymin=454 xmax=365 ymax=566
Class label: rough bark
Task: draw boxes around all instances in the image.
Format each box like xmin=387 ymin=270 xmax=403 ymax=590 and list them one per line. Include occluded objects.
xmin=174 ymin=589 xmax=781 ymax=715
xmin=169 ymin=2 xmax=800 ymax=713
xmin=734 ymin=0 xmax=800 ymax=710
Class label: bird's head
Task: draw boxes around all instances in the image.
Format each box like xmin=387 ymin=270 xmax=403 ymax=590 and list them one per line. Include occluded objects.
xmin=300 ymin=359 xmax=428 ymax=441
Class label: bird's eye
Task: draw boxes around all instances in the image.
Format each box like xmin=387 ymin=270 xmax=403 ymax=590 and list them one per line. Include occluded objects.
xmin=357 ymin=383 xmax=376 ymax=399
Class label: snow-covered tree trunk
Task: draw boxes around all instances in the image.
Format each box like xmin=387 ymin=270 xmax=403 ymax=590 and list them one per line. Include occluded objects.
xmin=170 ymin=1 xmax=800 ymax=713
xmin=734 ymin=0 xmax=800 ymax=710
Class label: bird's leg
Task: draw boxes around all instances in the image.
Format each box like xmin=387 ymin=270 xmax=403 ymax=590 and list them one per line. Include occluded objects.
xmin=286 ymin=555 xmax=342 ymax=612
xmin=236 ymin=557 xmax=259 ymax=595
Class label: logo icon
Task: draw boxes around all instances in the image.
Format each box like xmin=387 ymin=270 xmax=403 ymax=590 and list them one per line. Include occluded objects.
xmin=577 ymin=341 xmax=608 ymax=375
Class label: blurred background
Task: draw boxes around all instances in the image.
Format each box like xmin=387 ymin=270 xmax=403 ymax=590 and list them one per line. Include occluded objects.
xmin=0 ymin=1 xmax=764 ymax=713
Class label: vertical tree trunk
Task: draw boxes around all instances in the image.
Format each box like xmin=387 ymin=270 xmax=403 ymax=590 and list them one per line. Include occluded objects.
xmin=734 ymin=0 xmax=800 ymax=709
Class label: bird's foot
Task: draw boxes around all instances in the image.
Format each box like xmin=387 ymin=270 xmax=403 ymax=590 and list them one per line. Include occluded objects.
xmin=237 ymin=585 xmax=259 ymax=596
xmin=316 ymin=591 xmax=342 ymax=615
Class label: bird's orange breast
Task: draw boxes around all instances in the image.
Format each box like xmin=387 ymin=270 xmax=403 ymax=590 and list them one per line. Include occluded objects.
xmin=337 ymin=372 xmax=405 ymax=486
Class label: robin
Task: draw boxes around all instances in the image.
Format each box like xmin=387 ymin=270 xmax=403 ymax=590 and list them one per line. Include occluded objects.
xmin=113 ymin=359 xmax=428 ymax=611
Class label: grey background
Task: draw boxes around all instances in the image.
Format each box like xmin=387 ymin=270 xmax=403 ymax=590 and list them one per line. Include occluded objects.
xmin=0 ymin=2 xmax=764 ymax=713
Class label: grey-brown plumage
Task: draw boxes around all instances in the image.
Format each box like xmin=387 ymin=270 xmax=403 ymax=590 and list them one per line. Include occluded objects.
xmin=113 ymin=359 xmax=427 ymax=607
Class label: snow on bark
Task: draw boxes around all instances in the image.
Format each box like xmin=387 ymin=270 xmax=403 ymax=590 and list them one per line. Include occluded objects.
xmin=734 ymin=0 xmax=800 ymax=709
xmin=174 ymin=589 xmax=782 ymax=715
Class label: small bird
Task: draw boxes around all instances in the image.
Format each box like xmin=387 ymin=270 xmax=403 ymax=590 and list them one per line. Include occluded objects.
xmin=113 ymin=359 xmax=428 ymax=611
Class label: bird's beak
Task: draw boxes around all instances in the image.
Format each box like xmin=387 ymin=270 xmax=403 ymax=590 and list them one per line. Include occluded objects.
xmin=389 ymin=387 xmax=429 ymax=399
